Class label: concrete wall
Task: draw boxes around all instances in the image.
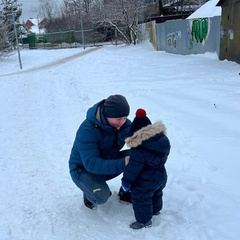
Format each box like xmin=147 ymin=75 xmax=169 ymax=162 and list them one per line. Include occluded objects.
xmin=155 ymin=16 xmax=221 ymax=56
xmin=145 ymin=21 xmax=158 ymax=49
xmin=156 ymin=23 xmax=166 ymax=50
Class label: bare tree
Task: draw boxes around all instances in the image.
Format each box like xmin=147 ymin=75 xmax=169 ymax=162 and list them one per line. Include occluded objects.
xmin=37 ymin=0 xmax=147 ymax=44
xmin=83 ymin=0 xmax=92 ymax=13
xmin=43 ymin=0 xmax=86 ymax=32
xmin=44 ymin=0 xmax=96 ymax=32
xmin=37 ymin=0 xmax=60 ymax=21
xmin=62 ymin=0 xmax=81 ymax=30
xmin=91 ymin=0 xmax=147 ymax=44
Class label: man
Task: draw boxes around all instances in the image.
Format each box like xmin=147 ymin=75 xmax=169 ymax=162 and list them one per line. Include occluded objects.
xmin=69 ymin=94 xmax=132 ymax=209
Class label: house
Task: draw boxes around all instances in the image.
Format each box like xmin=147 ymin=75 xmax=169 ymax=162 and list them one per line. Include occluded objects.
xmin=25 ymin=18 xmax=47 ymax=34
xmin=146 ymin=0 xmax=205 ymax=23
xmin=216 ymin=0 xmax=240 ymax=63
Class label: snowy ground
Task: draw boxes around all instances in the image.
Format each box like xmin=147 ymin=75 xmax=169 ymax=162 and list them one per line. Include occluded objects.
xmin=1 ymin=41 xmax=240 ymax=240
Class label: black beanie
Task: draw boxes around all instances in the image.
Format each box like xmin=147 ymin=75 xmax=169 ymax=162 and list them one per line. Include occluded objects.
xmin=131 ymin=108 xmax=152 ymax=134
xmin=103 ymin=94 xmax=130 ymax=118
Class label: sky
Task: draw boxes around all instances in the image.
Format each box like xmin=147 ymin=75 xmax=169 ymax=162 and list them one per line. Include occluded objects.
xmin=19 ymin=0 xmax=41 ymax=21
xmin=1 ymin=38 xmax=240 ymax=240
xmin=19 ymin=0 xmax=63 ymax=21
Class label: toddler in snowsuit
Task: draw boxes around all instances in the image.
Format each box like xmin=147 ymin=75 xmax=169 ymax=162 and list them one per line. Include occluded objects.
xmin=121 ymin=109 xmax=171 ymax=229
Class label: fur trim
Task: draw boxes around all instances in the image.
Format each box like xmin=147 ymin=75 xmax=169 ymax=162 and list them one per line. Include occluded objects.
xmin=125 ymin=121 xmax=167 ymax=148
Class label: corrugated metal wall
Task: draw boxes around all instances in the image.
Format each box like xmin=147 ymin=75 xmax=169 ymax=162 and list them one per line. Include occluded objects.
xmin=145 ymin=10 xmax=239 ymax=63
xmin=155 ymin=16 xmax=221 ymax=55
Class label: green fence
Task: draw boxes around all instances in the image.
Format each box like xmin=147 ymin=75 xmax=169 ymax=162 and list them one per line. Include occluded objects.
xmin=36 ymin=29 xmax=110 ymax=49
xmin=19 ymin=34 xmax=37 ymax=49
xmin=19 ymin=29 xmax=120 ymax=49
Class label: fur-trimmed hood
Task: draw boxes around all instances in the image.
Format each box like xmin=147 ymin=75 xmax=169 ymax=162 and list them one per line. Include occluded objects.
xmin=125 ymin=121 xmax=167 ymax=148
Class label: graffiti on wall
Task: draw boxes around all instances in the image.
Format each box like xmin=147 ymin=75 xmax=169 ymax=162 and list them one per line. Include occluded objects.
xmin=167 ymin=31 xmax=182 ymax=48
xmin=188 ymin=18 xmax=210 ymax=48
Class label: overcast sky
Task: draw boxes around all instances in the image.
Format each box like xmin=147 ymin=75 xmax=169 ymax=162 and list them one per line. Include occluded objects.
xmin=19 ymin=0 xmax=63 ymax=21
xmin=19 ymin=0 xmax=39 ymax=21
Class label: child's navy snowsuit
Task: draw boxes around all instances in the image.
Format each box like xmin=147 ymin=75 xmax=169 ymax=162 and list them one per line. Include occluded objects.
xmin=122 ymin=121 xmax=171 ymax=224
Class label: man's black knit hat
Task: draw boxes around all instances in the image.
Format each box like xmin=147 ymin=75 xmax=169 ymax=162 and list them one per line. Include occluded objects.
xmin=103 ymin=94 xmax=130 ymax=118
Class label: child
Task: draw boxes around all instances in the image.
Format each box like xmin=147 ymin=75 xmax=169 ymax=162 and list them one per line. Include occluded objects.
xmin=121 ymin=108 xmax=171 ymax=229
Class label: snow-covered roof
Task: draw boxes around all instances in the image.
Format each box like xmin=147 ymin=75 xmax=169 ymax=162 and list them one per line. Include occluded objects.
xmin=29 ymin=25 xmax=45 ymax=34
xmin=187 ymin=0 xmax=221 ymax=19
xmin=27 ymin=18 xmax=45 ymax=34
xmin=28 ymin=18 xmax=39 ymax=25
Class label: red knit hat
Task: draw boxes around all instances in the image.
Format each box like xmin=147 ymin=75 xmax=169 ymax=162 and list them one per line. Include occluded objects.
xmin=131 ymin=108 xmax=152 ymax=134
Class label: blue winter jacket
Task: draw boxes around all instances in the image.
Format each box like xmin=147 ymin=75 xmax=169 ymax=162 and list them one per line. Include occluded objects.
xmin=69 ymin=100 xmax=131 ymax=183
xmin=122 ymin=121 xmax=170 ymax=191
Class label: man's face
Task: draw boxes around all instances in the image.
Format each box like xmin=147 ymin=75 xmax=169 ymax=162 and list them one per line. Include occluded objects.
xmin=106 ymin=117 xmax=127 ymax=130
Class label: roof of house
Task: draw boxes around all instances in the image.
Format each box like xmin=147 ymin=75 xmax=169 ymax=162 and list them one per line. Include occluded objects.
xmin=187 ymin=0 xmax=221 ymax=19
xmin=26 ymin=18 xmax=46 ymax=34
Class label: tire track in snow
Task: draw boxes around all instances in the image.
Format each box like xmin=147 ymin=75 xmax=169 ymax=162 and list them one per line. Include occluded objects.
xmin=0 ymin=47 xmax=102 ymax=77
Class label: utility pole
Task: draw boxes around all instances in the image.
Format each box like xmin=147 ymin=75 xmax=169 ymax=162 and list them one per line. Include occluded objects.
xmin=11 ymin=3 xmax=22 ymax=69
xmin=78 ymin=0 xmax=85 ymax=49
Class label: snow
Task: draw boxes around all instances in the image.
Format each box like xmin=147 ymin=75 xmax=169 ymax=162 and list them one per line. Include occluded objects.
xmin=187 ymin=0 xmax=222 ymax=18
xmin=1 ymin=41 xmax=240 ymax=240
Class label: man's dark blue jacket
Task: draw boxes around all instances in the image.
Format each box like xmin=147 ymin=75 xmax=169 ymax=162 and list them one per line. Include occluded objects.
xmin=69 ymin=100 xmax=131 ymax=183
